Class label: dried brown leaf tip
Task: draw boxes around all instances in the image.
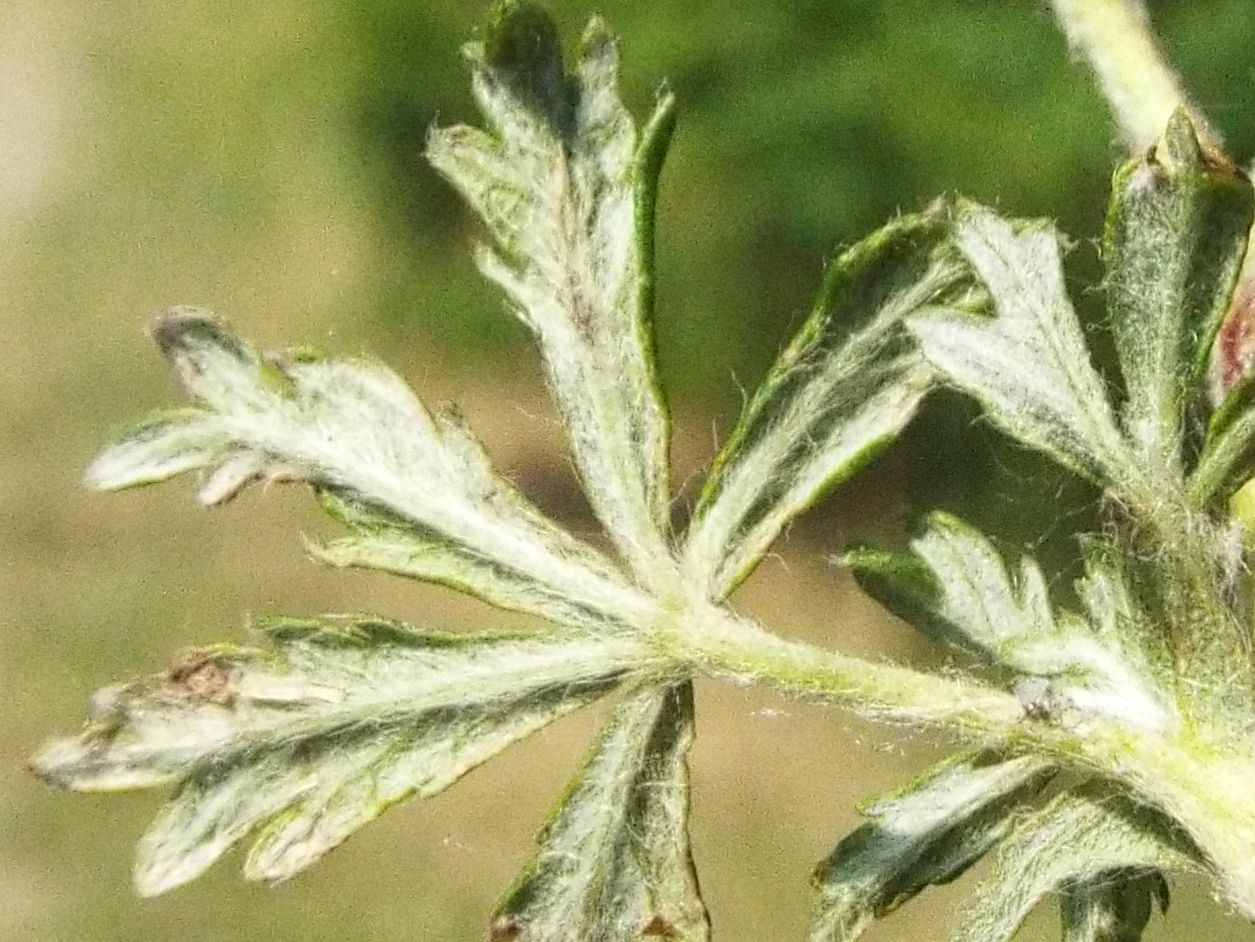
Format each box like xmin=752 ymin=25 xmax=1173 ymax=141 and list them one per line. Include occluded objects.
xmin=489 ymin=917 xmax=522 ymax=942
xmin=640 ymin=914 xmax=678 ymax=937
xmin=164 ymin=652 xmax=236 ymax=706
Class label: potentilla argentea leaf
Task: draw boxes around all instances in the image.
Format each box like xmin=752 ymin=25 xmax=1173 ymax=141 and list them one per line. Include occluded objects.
xmin=45 ymin=10 xmax=1255 ymax=939
xmin=309 ymin=497 xmax=600 ymax=629
xmin=909 ymin=202 xmax=1132 ymax=488
xmin=1104 ymin=110 xmax=1253 ymax=473
xmin=846 ymin=514 xmax=1174 ymax=732
xmin=685 ymin=203 xmax=983 ymax=600
xmin=32 ymin=617 xmax=649 ymax=895
xmin=1061 ymin=869 xmax=1170 ymax=942
xmin=950 ymin=787 xmax=1189 ymax=942
xmin=87 ymin=310 xmax=653 ymax=629
xmin=845 ymin=512 xmax=1055 ymax=659
xmin=491 ymin=682 xmax=709 ymax=942
xmin=427 ymin=3 xmax=678 ymax=591
xmin=810 ymin=750 xmax=1051 ymax=942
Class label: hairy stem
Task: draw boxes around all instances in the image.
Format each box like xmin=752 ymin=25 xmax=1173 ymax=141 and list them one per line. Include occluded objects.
xmin=671 ymin=607 xmax=1024 ymax=730
xmin=1049 ymin=0 xmax=1219 ymax=152
xmin=1023 ymin=720 xmax=1255 ymax=920
xmin=677 ymin=608 xmax=1255 ymax=918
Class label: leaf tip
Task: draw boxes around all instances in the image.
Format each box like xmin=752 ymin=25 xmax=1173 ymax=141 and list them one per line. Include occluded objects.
xmin=489 ymin=914 xmax=523 ymax=941
xmin=482 ymin=0 xmax=572 ymax=125
xmin=133 ymin=869 xmax=173 ymax=899
xmin=578 ymin=13 xmax=616 ymax=56
xmin=1144 ymin=106 xmax=1248 ymax=185
xmin=1156 ymin=107 xmax=1205 ymax=174
xmin=133 ymin=851 xmax=202 ymax=899
xmin=149 ymin=306 xmax=229 ymax=356
xmin=28 ymin=723 xmax=132 ymax=793
xmin=639 ymin=913 xmax=678 ymax=937
xmin=82 ymin=451 xmax=118 ymax=492
xmin=197 ymin=453 xmax=262 ymax=506
xmin=27 ymin=739 xmax=72 ymax=789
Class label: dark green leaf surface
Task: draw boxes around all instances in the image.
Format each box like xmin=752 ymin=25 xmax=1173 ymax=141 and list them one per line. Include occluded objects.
xmin=492 ymin=682 xmax=709 ymax=942
xmin=685 ymin=203 xmax=982 ymax=599
xmin=810 ymin=750 xmax=1051 ymax=942
xmin=1061 ymin=869 xmax=1170 ymax=942
xmin=846 ymin=511 xmax=1055 ymax=661
xmin=951 ymin=787 xmax=1188 ymax=942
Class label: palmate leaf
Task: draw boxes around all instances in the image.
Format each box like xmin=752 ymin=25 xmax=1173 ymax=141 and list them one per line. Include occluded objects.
xmin=909 ymin=202 xmax=1132 ymax=488
xmin=48 ymin=4 xmax=1255 ymax=938
xmin=88 ymin=310 xmax=653 ymax=629
xmin=1104 ymin=109 xmax=1252 ymax=472
xmin=810 ymin=749 xmax=1052 ymax=942
xmin=427 ymin=1 xmax=678 ymax=590
xmin=491 ymin=682 xmax=708 ymax=942
xmin=951 ymin=787 xmax=1189 ymax=942
xmin=32 ymin=616 xmax=650 ymax=895
xmin=684 ymin=203 xmax=983 ymax=600
xmin=846 ymin=513 xmax=1172 ymax=734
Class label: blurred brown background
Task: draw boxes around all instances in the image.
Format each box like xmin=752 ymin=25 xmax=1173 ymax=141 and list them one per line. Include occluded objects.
xmin=4 ymin=1 xmax=1255 ymax=939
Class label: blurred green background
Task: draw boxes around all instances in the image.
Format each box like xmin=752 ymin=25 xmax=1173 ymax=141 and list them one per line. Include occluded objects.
xmin=5 ymin=1 xmax=1255 ymax=939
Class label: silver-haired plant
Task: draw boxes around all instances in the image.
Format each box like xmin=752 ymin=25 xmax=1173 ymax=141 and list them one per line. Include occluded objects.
xmin=32 ymin=1 xmax=1255 ymax=939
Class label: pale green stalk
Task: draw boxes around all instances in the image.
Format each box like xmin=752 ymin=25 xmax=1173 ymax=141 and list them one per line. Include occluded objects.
xmin=1049 ymin=0 xmax=1219 ymax=152
xmin=1052 ymin=0 xmax=1255 ymax=306
xmin=675 ymin=612 xmax=1255 ymax=920
xmin=669 ymin=605 xmax=1024 ymax=731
